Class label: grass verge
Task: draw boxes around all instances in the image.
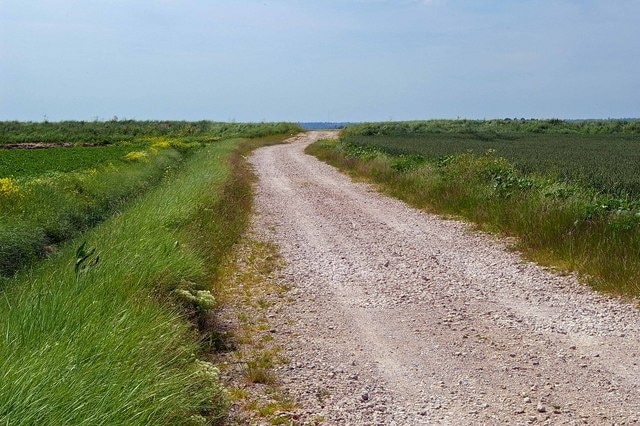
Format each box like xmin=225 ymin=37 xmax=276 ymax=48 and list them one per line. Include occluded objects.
xmin=0 ymin=134 xmax=292 ymax=425
xmin=213 ymin=235 xmax=298 ymax=425
xmin=306 ymin=138 xmax=640 ymax=298
xmin=0 ymin=142 xmax=194 ymax=278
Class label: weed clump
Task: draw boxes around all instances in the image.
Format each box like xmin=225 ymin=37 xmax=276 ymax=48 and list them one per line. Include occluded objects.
xmin=0 ymin=177 xmax=20 ymax=196
xmin=124 ymin=150 xmax=149 ymax=162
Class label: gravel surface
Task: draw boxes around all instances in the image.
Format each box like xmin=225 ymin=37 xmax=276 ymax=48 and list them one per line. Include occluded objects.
xmin=249 ymin=131 xmax=640 ymax=425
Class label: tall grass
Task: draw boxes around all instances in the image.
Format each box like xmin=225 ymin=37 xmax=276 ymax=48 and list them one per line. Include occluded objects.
xmin=0 ymin=145 xmax=192 ymax=277
xmin=307 ymin=139 xmax=640 ymax=297
xmin=0 ymin=135 xmax=286 ymax=424
xmin=186 ymin=135 xmax=287 ymax=284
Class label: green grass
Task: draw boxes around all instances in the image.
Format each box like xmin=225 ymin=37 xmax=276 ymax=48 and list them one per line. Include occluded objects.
xmin=307 ymin=135 xmax=640 ymax=297
xmin=0 ymin=124 xmax=300 ymax=277
xmin=0 ymin=120 xmax=301 ymax=145
xmin=0 ymin=144 xmax=193 ymax=277
xmin=0 ymin=134 xmax=287 ymax=425
xmin=0 ymin=144 xmax=146 ymax=178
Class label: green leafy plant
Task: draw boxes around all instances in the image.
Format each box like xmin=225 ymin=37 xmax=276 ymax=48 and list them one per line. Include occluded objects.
xmin=74 ymin=241 xmax=99 ymax=275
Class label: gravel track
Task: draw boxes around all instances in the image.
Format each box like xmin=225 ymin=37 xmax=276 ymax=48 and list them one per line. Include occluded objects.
xmin=249 ymin=131 xmax=640 ymax=425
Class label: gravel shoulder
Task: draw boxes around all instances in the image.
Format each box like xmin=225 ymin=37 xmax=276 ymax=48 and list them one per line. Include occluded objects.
xmin=248 ymin=131 xmax=640 ymax=425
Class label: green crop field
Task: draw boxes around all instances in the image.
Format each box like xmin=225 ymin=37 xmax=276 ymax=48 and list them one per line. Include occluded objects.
xmin=0 ymin=144 xmax=145 ymax=178
xmin=344 ymin=133 xmax=640 ymax=197
xmin=0 ymin=142 xmax=191 ymax=277
xmin=0 ymin=121 xmax=300 ymax=277
xmin=343 ymin=121 xmax=640 ymax=197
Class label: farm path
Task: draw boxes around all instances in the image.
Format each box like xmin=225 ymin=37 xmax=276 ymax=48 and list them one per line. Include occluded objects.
xmin=249 ymin=131 xmax=640 ymax=425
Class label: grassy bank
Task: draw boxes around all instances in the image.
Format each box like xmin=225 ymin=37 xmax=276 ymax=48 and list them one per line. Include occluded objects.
xmin=0 ymin=141 xmax=194 ymax=277
xmin=0 ymin=134 xmax=291 ymax=424
xmin=0 ymin=121 xmax=301 ymax=278
xmin=307 ymin=137 xmax=640 ymax=297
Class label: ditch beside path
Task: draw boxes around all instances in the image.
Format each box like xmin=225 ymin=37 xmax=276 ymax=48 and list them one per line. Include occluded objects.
xmin=249 ymin=131 xmax=640 ymax=425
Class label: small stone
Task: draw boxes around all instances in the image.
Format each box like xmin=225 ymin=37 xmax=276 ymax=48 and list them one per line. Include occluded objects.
xmin=524 ymin=397 xmax=532 ymax=403
xmin=360 ymin=392 xmax=370 ymax=402
xmin=537 ymin=402 xmax=547 ymax=413
xmin=515 ymin=407 xmax=525 ymax=414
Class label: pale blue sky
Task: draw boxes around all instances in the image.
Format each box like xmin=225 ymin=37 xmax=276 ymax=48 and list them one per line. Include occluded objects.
xmin=1 ymin=0 xmax=638 ymax=121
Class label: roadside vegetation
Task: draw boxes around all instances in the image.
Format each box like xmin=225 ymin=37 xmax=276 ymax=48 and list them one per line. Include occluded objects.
xmin=0 ymin=141 xmax=194 ymax=277
xmin=342 ymin=120 xmax=640 ymax=197
xmin=0 ymin=120 xmax=299 ymax=145
xmin=214 ymin=237 xmax=297 ymax=425
xmin=308 ymin=120 xmax=640 ymax=297
xmin=0 ymin=122 xmax=299 ymax=278
xmin=0 ymin=121 xmax=300 ymax=424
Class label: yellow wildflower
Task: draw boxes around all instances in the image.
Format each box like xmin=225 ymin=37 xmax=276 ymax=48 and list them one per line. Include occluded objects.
xmin=124 ymin=151 xmax=149 ymax=162
xmin=150 ymin=137 xmax=171 ymax=149
xmin=0 ymin=177 xmax=20 ymax=196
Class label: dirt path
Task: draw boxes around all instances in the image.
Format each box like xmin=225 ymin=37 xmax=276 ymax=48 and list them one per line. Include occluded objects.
xmin=249 ymin=131 xmax=640 ymax=425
